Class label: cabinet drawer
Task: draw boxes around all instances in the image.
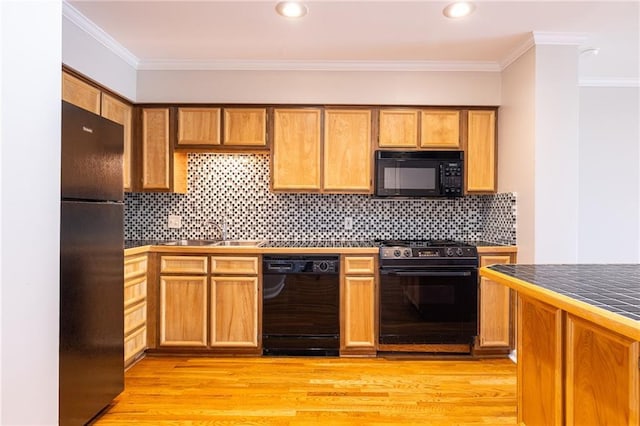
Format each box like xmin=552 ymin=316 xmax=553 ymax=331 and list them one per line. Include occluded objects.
xmin=344 ymin=256 xmax=376 ymax=274
xmin=124 ymin=255 xmax=147 ymax=280
xmin=124 ymin=326 xmax=146 ymax=363
xmin=211 ymin=256 xmax=259 ymax=275
xmin=160 ymin=256 xmax=208 ymax=274
xmin=124 ymin=275 xmax=147 ymax=307
xmin=124 ymin=301 xmax=147 ymax=335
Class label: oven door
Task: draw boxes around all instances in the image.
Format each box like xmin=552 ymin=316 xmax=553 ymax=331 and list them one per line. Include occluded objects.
xmin=379 ymin=267 xmax=478 ymax=345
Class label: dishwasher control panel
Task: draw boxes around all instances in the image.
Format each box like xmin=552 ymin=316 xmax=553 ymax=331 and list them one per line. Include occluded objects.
xmin=263 ymin=255 xmax=339 ymax=274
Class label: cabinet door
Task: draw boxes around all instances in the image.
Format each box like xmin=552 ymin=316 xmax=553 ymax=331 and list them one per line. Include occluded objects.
xmin=478 ymin=254 xmax=512 ymax=348
xmin=467 ymin=110 xmax=497 ymax=192
xmin=272 ymin=108 xmax=322 ymax=191
xmin=177 ymin=107 xmax=221 ymax=146
xmin=224 ymin=108 xmax=267 ymax=146
xmin=518 ymin=295 xmax=564 ymax=426
xmin=61 ymin=72 xmax=101 ymax=115
xmin=341 ymin=275 xmax=376 ymax=353
xmin=160 ymin=276 xmax=208 ymax=347
xmin=420 ymin=110 xmax=460 ymax=148
xmin=378 ymin=109 xmax=419 ymax=148
xmin=566 ymin=315 xmax=639 ymax=426
xmin=101 ymin=94 xmax=133 ymax=191
xmin=323 ymin=109 xmax=372 ymax=193
xmin=141 ymin=108 xmax=171 ymax=190
xmin=210 ymin=276 xmax=258 ymax=347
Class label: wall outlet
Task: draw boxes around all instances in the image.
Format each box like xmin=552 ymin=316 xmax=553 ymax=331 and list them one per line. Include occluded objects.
xmin=167 ymin=215 xmax=182 ymax=229
xmin=344 ymin=217 xmax=353 ymax=231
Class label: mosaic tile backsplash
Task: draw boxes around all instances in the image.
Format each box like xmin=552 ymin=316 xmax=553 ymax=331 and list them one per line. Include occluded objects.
xmin=125 ymin=154 xmax=517 ymax=244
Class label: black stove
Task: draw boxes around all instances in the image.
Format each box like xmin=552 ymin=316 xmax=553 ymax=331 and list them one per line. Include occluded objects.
xmin=377 ymin=239 xmax=479 ymax=350
xmin=377 ymin=239 xmax=478 ymax=266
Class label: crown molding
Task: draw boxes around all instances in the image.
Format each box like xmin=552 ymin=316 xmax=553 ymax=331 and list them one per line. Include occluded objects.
xmin=62 ymin=1 xmax=139 ymax=69
xmin=499 ymin=34 xmax=535 ymax=70
xmin=136 ymin=59 xmax=502 ymax=72
xmin=579 ymin=78 xmax=640 ymax=88
xmin=532 ymin=31 xmax=588 ymax=46
xmin=500 ymin=31 xmax=590 ymax=71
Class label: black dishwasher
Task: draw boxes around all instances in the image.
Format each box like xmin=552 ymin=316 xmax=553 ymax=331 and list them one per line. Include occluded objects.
xmin=262 ymin=255 xmax=340 ymax=356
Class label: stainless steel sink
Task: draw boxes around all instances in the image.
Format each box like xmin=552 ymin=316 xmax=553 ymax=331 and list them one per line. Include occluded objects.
xmin=213 ymin=240 xmax=265 ymax=247
xmin=160 ymin=239 xmax=219 ymax=246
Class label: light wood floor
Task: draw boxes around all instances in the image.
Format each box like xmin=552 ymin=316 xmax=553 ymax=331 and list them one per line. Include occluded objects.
xmin=93 ymin=356 xmax=517 ymax=425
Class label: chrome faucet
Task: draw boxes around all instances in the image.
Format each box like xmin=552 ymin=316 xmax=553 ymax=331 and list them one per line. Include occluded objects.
xmin=204 ymin=217 xmax=228 ymax=241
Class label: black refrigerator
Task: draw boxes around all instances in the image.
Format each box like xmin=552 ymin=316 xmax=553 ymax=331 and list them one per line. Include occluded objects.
xmin=60 ymin=101 xmax=124 ymax=425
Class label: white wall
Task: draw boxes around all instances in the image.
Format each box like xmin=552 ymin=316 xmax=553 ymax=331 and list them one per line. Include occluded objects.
xmin=62 ymin=15 xmax=137 ymax=101
xmin=578 ymin=87 xmax=640 ymax=263
xmin=499 ymin=48 xmax=536 ymax=263
xmin=533 ymin=45 xmax=580 ymax=263
xmin=136 ymin=69 xmax=501 ymax=105
xmin=1 ymin=1 xmax=61 ymax=424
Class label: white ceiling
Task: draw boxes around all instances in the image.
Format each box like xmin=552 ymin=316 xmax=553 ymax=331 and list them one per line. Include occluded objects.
xmin=66 ymin=0 xmax=639 ymax=83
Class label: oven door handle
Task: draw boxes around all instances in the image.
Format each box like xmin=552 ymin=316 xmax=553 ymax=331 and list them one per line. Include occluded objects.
xmin=382 ymin=270 xmax=473 ymax=277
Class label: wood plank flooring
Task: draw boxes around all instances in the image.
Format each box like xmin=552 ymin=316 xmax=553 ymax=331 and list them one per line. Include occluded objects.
xmin=93 ymin=356 xmax=517 ymax=425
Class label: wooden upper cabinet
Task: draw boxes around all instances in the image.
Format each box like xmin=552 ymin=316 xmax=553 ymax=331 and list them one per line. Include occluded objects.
xmin=224 ymin=108 xmax=267 ymax=146
xmin=378 ymin=109 xmax=419 ymax=148
xmin=61 ymin=72 xmax=101 ymax=115
xmin=467 ymin=110 xmax=497 ymax=193
xmin=420 ymin=110 xmax=460 ymax=148
xmin=101 ymin=94 xmax=133 ymax=191
xmin=272 ymin=108 xmax=322 ymax=191
xmin=177 ymin=107 xmax=221 ymax=146
xmin=142 ymin=108 xmax=171 ymax=190
xmin=323 ymin=109 xmax=372 ymax=193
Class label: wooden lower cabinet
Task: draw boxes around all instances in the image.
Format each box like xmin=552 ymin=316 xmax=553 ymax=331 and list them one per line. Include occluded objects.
xmin=565 ymin=315 xmax=639 ymax=426
xmin=516 ymin=294 xmax=639 ymax=426
xmin=155 ymin=254 xmax=260 ymax=353
xmin=210 ymin=276 xmax=259 ymax=347
xmin=476 ymin=250 xmax=517 ymax=354
xmin=341 ymin=256 xmax=377 ymax=356
xmin=159 ymin=275 xmax=208 ymax=347
xmin=124 ymin=254 xmax=148 ymax=366
xmin=518 ymin=295 xmax=564 ymax=426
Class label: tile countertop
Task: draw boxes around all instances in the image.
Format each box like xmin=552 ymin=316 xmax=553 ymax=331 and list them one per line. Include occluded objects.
xmin=483 ymin=264 xmax=640 ymax=340
xmin=124 ymin=239 xmax=510 ymax=250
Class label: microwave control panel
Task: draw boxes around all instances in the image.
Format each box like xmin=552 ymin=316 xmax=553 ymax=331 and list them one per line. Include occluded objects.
xmin=440 ymin=161 xmax=463 ymax=196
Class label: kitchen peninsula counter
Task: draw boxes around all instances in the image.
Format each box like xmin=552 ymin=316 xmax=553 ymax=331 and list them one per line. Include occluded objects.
xmin=480 ymin=264 xmax=639 ymax=426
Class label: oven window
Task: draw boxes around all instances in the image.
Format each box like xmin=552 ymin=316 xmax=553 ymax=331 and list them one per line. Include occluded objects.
xmin=379 ymin=273 xmax=477 ymax=345
xmin=383 ymin=166 xmax=436 ymax=190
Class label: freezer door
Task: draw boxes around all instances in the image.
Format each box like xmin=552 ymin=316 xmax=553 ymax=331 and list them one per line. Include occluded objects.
xmin=59 ymin=201 xmax=124 ymax=426
xmin=61 ymin=101 xmax=124 ymax=202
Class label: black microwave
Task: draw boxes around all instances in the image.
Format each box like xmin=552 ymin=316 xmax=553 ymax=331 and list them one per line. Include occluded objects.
xmin=374 ymin=150 xmax=464 ymax=198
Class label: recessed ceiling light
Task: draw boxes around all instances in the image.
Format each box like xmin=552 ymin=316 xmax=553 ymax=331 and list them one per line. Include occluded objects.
xmin=275 ymin=2 xmax=308 ymax=18
xmin=443 ymin=2 xmax=475 ymax=19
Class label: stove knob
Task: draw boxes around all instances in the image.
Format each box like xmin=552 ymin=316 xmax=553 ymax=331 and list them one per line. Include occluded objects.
xmin=393 ymin=249 xmax=402 ymax=258
xmin=404 ymin=249 xmax=412 ymax=258
xmin=456 ymin=248 xmax=464 ymax=257
xmin=446 ymin=248 xmax=455 ymax=257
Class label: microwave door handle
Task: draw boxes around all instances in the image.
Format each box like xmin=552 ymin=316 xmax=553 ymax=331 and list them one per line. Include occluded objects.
xmin=387 ymin=270 xmax=473 ymax=277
